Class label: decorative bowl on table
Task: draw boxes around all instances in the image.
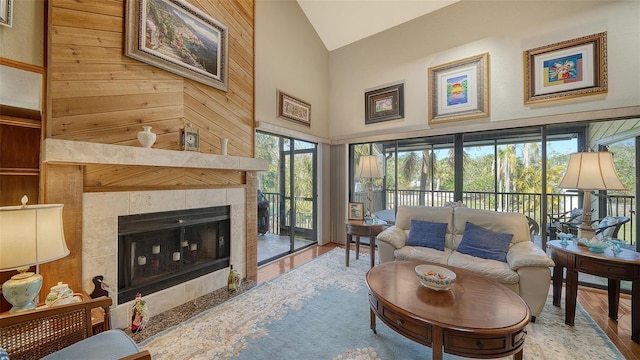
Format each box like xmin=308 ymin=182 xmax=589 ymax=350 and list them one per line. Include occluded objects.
xmin=415 ymin=264 xmax=456 ymax=291
xmin=578 ymin=237 xmax=610 ymax=253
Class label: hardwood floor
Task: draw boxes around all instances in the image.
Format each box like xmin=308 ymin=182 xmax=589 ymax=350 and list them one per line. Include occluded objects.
xmin=257 ymin=243 xmax=639 ymax=360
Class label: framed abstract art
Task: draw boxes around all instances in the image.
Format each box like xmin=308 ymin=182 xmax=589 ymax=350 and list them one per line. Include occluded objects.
xmin=428 ymin=53 xmax=489 ymax=124
xmin=524 ymin=32 xmax=607 ymax=104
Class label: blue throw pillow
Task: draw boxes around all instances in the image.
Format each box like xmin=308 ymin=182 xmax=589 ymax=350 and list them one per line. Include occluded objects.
xmin=457 ymin=222 xmax=513 ymax=262
xmin=406 ymin=220 xmax=448 ymax=251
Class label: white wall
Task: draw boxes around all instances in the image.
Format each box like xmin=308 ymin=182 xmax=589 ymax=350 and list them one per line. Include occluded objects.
xmin=255 ymin=0 xmax=330 ymax=139
xmin=0 ymin=0 xmax=43 ymax=66
xmin=328 ymin=0 xmax=640 ymax=140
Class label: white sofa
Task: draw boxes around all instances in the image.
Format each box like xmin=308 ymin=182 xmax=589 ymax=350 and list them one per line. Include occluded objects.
xmin=376 ymin=206 xmax=555 ymax=319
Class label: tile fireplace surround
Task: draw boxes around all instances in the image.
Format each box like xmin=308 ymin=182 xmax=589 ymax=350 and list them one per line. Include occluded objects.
xmin=42 ymin=139 xmax=268 ymax=330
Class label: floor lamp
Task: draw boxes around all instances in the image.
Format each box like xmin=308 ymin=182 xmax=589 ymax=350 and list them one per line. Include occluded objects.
xmin=356 ymin=155 xmax=382 ymax=224
xmin=558 ymin=151 xmax=625 ymax=240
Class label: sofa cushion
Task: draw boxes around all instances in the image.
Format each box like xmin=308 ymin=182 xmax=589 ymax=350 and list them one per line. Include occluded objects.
xmin=406 ymin=220 xmax=447 ymax=250
xmin=395 ymin=246 xmax=452 ymax=264
xmin=456 ymin=222 xmax=512 ymax=262
xmin=448 ymin=251 xmax=520 ymax=284
xmin=452 ymin=207 xmax=530 ymax=246
xmin=395 ymin=206 xmax=453 ymax=231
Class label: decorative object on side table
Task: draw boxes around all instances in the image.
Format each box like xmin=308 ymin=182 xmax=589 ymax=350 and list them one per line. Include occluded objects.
xmin=137 ymin=126 xmax=156 ymax=148
xmin=0 ymin=195 xmax=70 ymax=313
xmin=181 ymin=124 xmax=200 ymax=152
xmin=364 ymin=83 xmax=404 ymax=124
xmin=355 ymin=155 xmax=382 ymax=224
xmin=578 ymin=237 xmax=610 ymax=253
xmin=557 ymin=150 xmax=624 ymax=239
xmin=348 ymin=202 xmax=364 ymax=221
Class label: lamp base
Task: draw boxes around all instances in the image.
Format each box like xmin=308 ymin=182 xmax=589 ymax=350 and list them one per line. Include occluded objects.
xmin=2 ymin=271 xmax=43 ymax=313
xmin=578 ymin=226 xmax=597 ymax=241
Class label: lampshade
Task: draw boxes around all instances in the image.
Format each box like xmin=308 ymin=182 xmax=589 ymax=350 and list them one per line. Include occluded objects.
xmin=0 ymin=199 xmax=69 ymax=313
xmin=558 ymin=151 xmax=624 ymax=190
xmin=0 ymin=203 xmax=69 ymax=271
xmin=355 ymin=155 xmax=382 ymax=179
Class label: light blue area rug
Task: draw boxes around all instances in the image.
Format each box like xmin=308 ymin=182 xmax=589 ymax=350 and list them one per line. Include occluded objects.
xmin=140 ymin=249 xmax=624 ymax=359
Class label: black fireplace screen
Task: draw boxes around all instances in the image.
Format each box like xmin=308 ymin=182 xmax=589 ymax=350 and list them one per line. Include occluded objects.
xmin=118 ymin=206 xmax=230 ymax=304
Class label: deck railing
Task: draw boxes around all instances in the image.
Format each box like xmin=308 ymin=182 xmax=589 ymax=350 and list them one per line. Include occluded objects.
xmin=353 ymin=189 xmax=635 ymax=246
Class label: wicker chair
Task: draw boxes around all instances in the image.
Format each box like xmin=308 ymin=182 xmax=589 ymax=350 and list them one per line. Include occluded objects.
xmin=0 ymin=296 xmax=150 ymax=360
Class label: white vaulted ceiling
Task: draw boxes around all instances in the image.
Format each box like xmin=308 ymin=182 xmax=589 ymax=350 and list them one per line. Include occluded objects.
xmin=296 ymin=0 xmax=459 ymax=51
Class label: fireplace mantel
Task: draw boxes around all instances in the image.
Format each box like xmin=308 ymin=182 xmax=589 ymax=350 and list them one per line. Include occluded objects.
xmin=42 ymin=138 xmax=269 ymax=171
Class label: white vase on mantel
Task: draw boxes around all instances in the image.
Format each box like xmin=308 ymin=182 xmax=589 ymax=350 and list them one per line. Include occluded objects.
xmin=137 ymin=126 xmax=156 ymax=148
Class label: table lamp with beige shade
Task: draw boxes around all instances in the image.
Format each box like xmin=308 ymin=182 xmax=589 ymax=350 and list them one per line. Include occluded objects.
xmin=557 ymin=151 xmax=625 ymax=240
xmin=355 ymin=155 xmax=382 ymax=224
xmin=0 ymin=195 xmax=70 ymax=313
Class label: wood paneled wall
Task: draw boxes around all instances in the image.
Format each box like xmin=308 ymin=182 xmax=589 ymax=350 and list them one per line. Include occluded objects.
xmin=47 ymin=0 xmax=254 ymax=168
xmin=42 ymin=0 xmax=257 ymax=294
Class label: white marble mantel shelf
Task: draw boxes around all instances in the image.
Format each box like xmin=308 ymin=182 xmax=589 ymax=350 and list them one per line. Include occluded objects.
xmin=42 ymin=138 xmax=269 ymax=171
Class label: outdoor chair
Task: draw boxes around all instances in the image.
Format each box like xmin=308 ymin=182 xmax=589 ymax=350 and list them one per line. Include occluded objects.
xmin=547 ymin=208 xmax=585 ymax=239
xmin=526 ymin=215 xmax=540 ymax=241
xmin=591 ymin=215 xmax=631 ymax=239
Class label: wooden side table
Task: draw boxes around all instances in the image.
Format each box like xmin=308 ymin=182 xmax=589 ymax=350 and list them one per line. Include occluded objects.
xmin=548 ymin=240 xmax=640 ymax=343
xmin=345 ymin=220 xmax=386 ymax=268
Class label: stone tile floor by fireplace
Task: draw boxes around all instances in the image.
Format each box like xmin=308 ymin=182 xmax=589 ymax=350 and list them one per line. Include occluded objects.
xmin=125 ymin=279 xmax=256 ymax=343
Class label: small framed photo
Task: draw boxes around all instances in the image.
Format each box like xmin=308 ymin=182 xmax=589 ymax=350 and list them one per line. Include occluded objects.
xmin=348 ymin=202 xmax=364 ymax=221
xmin=277 ymin=90 xmax=311 ymax=127
xmin=428 ymin=53 xmax=489 ymax=124
xmin=0 ymin=0 xmax=13 ymax=28
xmin=365 ymin=83 xmax=404 ymax=124
xmin=524 ymin=32 xmax=607 ymax=104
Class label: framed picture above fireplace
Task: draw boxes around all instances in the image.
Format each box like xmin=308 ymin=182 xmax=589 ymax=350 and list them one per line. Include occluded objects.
xmin=125 ymin=0 xmax=229 ymax=91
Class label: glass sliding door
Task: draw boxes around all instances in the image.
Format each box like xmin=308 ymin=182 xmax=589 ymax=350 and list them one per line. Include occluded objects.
xmin=255 ymin=131 xmax=317 ymax=265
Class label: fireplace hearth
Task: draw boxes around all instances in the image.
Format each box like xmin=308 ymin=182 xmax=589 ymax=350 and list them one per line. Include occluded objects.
xmin=118 ymin=206 xmax=230 ymax=304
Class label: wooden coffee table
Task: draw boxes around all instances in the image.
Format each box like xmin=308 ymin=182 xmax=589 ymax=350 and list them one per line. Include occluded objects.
xmin=366 ymin=261 xmax=530 ymax=360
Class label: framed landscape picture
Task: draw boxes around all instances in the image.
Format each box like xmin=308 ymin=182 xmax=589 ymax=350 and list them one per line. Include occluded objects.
xmin=277 ymin=90 xmax=311 ymax=127
xmin=125 ymin=0 xmax=228 ymax=91
xmin=428 ymin=53 xmax=489 ymax=124
xmin=348 ymin=202 xmax=364 ymax=221
xmin=524 ymin=32 xmax=607 ymax=105
xmin=365 ymin=83 xmax=404 ymax=124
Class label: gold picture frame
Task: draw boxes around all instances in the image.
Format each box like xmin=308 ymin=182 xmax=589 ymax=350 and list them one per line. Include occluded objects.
xmin=428 ymin=53 xmax=489 ymax=124
xmin=524 ymin=32 xmax=607 ymax=105
xmin=348 ymin=202 xmax=364 ymax=221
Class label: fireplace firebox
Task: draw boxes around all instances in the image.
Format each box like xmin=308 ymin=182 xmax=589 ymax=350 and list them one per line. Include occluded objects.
xmin=118 ymin=206 xmax=230 ymax=304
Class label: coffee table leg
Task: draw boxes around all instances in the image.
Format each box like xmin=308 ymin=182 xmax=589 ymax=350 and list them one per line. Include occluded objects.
xmin=432 ymin=326 xmax=443 ymax=360
xmin=514 ymin=348 xmax=523 ymax=360
xmin=370 ymin=308 xmax=377 ymax=334
xmin=355 ymin=236 xmax=360 ymax=260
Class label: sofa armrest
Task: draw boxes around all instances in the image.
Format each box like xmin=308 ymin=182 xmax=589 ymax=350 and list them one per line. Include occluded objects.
xmin=507 ymin=241 xmax=555 ymax=270
xmin=376 ymin=225 xmax=407 ymax=249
